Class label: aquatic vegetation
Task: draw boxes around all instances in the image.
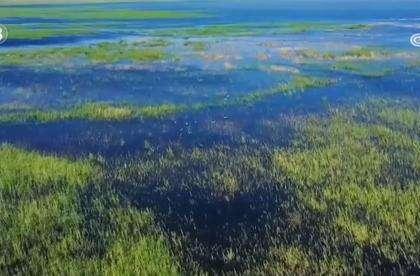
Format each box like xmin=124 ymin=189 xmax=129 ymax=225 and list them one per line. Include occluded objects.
xmin=230 ymin=75 xmax=334 ymax=106
xmin=0 ymin=1 xmax=419 ymax=274
xmin=0 ymin=103 xmax=187 ymax=123
xmin=332 ymin=61 xmax=394 ymax=77
xmin=282 ymin=47 xmax=391 ymax=64
xmin=112 ymin=144 xmax=281 ymax=273
xmin=136 ymin=104 xmax=187 ymax=119
xmin=184 ymin=41 xmax=208 ymax=52
xmin=0 ymin=144 xmax=96 ymax=199
xmin=279 ymin=22 xmax=372 ymax=34
xmin=140 ymin=38 xmax=171 ymax=48
xmin=0 ymin=144 xmax=179 ymax=274
xmin=342 ymin=47 xmax=389 ymax=60
xmin=272 ymin=111 xmax=420 ymax=273
xmin=102 ymin=102 xmax=420 ymax=273
xmin=378 ymin=108 xmax=420 ymax=131
xmin=157 ymin=24 xmax=254 ymax=37
xmin=7 ymin=25 xmax=96 ymax=40
xmin=157 ymin=22 xmax=372 ymax=37
xmin=0 ymin=42 xmax=167 ymax=66
xmin=0 ymin=7 xmax=204 ymax=21
xmin=0 ymin=76 xmax=333 ymax=124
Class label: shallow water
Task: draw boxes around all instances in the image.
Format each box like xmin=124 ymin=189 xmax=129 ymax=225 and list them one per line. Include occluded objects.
xmin=1 ymin=0 xmax=419 ymax=156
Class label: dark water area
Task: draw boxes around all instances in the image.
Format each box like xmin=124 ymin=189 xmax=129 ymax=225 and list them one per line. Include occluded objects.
xmin=0 ymin=0 xmax=419 ymax=159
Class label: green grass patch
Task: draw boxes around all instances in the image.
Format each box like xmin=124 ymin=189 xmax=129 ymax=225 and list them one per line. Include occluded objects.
xmin=0 ymin=41 xmax=167 ymax=66
xmin=332 ymin=60 xmax=393 ymax=77
xmin=342 ymin=47 xmax=389 ymax=59
xmin=184 ymin=41 xmax=208 ymax=52
xmin=279 ymin=22 xmax=372 ymax=34
xmin=0 ymin=144 xmax=96 ymax=200
xmin=156 ymin=22 xmax=372 ymax=37
xmin=6 ymin=24 xmax=96 ymax=40
xmin=0 ymin=7 xmax=204 ymax=21
xmin=0 ymin=144 xmax=179 ymax=274
xmin=0 ymin=103 xmax=186 ymax=123
xmin=271 ymin=108 xmax=420 ymax=273
xmin=378 ymin=108 xmax=420 ymax=131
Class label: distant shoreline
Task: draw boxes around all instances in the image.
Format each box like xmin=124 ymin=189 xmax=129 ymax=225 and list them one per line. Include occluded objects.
xmin=0 ymin=0 xmax=175 ymax=6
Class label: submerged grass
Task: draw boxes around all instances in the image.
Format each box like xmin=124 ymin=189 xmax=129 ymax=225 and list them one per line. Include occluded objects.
xmin=0 ymin=76 xmax=333 ymax=124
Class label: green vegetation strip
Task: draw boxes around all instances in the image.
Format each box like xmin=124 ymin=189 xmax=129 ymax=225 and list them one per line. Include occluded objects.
xmin=0 ymin=7 xmax=203 ymax=21
xmin=156 ymin=22 xmax=372 ymax=37
xmin=332 ymin=61 xmax=394 ymax=78
xmin=283 ymin=47 xmax=390 ymax=62
xmin=6 ymin=25 xmax=96 ymax=40
xmin=0 ymin=76 xmax=334 ymax=124
xmin=0 ymin=41 xmax=167 ymax=66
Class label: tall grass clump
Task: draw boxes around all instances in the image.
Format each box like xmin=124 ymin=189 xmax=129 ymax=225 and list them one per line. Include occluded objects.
xmin=0 ymin=145 xmax=179 ymax=274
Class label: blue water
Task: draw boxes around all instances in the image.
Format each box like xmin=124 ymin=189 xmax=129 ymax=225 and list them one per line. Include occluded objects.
xmin=0 ymin=0 xmax=419 ymax=158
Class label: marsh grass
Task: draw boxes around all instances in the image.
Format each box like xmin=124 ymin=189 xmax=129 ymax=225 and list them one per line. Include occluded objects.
xmin=156 ymin=22 xmax=372 ymax=37
xmin=1 ymin=100 xmax=419 ymax=274
xmin=0 ymin=76 xmax=333 ymax=124
xmin=104 ymin=101 xmax=420 ymax=274
xmin=290 ymin=47 xmax=390 ymax=61
xmin=0 ymin=41 xmax=167 ymax=66
xmin=184 ymin=41 xmax=208 ymax=52
xmin=332 ymin=61 xmax=394 ymax=77
xmin=343 ymin=47 xmax=389 ymax=59
xmin=0 ymin=103 xmax=187 ymax=123
xmin=0 ymin=144 xmax=179 ymax=274
xmin=7 ymin=25 xmax=96 ymax=40
xmin=112 ymin=145 xmax=283 ymax=273
xmin=280 ymin=22 xmax=372 ymax=34
xmin=0 ymin=7 xmax=203 ymax=21
xmin=270 ymin=108 xmax=420 ymax=273
xmin=0 ymin=144 xmax=96 ymax=200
